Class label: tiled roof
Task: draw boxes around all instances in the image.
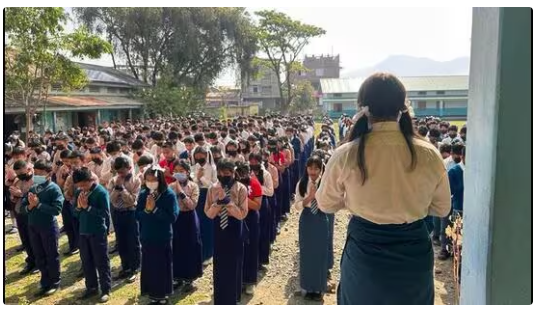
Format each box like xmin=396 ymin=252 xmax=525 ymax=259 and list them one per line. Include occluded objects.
xmin=76 ymin=63 xmax=150 ymax=87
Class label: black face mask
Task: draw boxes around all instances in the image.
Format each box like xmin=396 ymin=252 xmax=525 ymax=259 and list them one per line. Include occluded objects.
xmin=17 ymin=174 xmax=32 ymax=181
xmin=218 ymin=175 xmax=233 ymax=187
xmin=221 ymin=133 xmax=228 ymax=139
xmin=453 ymin=157 xmax=462 ymax=164
xmin=92 ymin=158 xmax=104 ymax=165
xmin=250 ymin=164 xmax=261 ymax=172
xmin=449 ymin=133 xmax=457 ymax=139
xmin=227 ymin=150 xmax=237 ymax=157
xmin=56 ymin=144 xmax=66 ymax=150
xmin=122 ymin=150 xmax=130 ymax=155
xmin=196 ymin=158 xmax=206 ymax=166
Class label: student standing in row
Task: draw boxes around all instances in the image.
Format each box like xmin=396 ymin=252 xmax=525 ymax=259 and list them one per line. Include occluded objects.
xmin=73 ymin=168 xmax=112 ymax=303
xmin=108 ymin=156 xmax=142 ymax=282
xmin=169 ymin=160 xmax=203 ymax=291
xmin=204 ymin=159 xmax=248 ymax=305
xmin=21 ymin=159 xmax=64 ymax=297
xmin=137 ymin=166 xmax=180 ymax=305
xmin=294 ymin=155 xmax=329 ymax=301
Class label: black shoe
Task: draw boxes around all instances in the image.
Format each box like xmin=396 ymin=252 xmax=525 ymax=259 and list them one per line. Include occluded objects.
xmin=181 ymin=281 xmax=195 ymax=293
xmin=20 ymin=265 xmax=37 ymax=276
xmin=34 ymin=286 xmax=58 ymax=298
xmin=6 ymin=227 xmax=18 ymax=234
xmin=108 ymin=245 xmax=118 ymax=254
xmin=99 ymin=293 xmax=110 ymax=303
xmin=64 ymin=248 xmax=79 ymax=256
xmin=438 ymin=250 xmax=451 ymax=261
xmin=15 ymin=245 xmax=25 ymax=252
xmin=79 ymin=288 xmax=99 ymax=300
xmin=311 ymin=292 xmax=324 ymax=301
xmin=126 ymin=272 xmax=136 ymax=283
xmin=149 ymin=298 xmax=168 ymax=305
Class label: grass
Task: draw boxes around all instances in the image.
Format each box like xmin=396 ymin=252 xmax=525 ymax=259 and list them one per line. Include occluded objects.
xmin=3 ymin=221 xmax=210 ymax=305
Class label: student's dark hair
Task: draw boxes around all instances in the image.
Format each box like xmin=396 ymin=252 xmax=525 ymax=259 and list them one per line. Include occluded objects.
xmin=174 ymin=159 xmax=193 ymax=181
xmin=439 ymin=144 xmax=452 ymax=154
xmin=13 ymin=160 xmax=28 ymax=171
xmin=168 ymin=131 xmax=179 ymax=140
xmin=12 ymin=147 xmax=26 ymax=155
xmin=143 ymin=167 xmax=168 ymax=193
xmin=72 ymin=167 xmax=93 ymax=184
xmin=460 ymin=126 xmax=467 ymax=135
xmin=34 ymin=159 xmax=53 ymax=172
xmin=299 ymin=155 xmax=325 ymax=197
xmin=216 ymin=158 xmax=236 ymax=173
xmin=462 ymin=145 xmax=466 ymax=158
xmin=226 ymin=140 xmax=239 ymax=150
xmin=182 ymin=136 xmax=195 ymax=144
xmin=429 ymin=128 xmax=441 ymax=139
xmin=113 ymin=156 xmax=131 ymax=170
xmin=151 ymin=131 xmax=165 ymax=141
xmin=90 ymin=147 xmax=102 ymax=154
xmin=248 ymin=152 xmax=262 ymax=162
xmin=347 ymin=72 xmax=417 ymax=184
xmin=86 ymin=137 xmax=96 ymax=145
xmin=210 ymin=145 xmax=222 ymax=155
xmin=68 ymin=150 xmax=85 ymax=160
xmin=106 ymin=141 xmax=121 ymax=154
xmin=451 ymin=143 xmax=464 ymax=156
xmin=132 ymin=139 xmax=144 ymax=150
xmin=448 ymin=125 xmax=458 ymax=132
xmin=417 ymin=125 xmax=429 ymax=137
xmin=208 ymin=132 xmax=217 ymax=140
xmin=162 ymin=141 xmax=174 ymax=149
xmin=137 ymin=155 xmax=154 ymax=167
xmin=60 ymin=149 xmax=71 ymax=159
xmin=194 ymin=133 xmax=205 ymax=143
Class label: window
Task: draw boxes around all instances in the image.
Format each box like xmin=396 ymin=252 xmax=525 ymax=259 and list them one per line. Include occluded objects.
xmin=252 ymin=86 xmax=259 ymax=93
xmin=333 ymin=103 xmax=343 ymax=112
xmin=89 ymin=86 xmax=101 ymax=93
xmin=107 ymin=87 xmax=118 ymax=94
xmin=418 ymin=101 xmax=427 ymax=109
xmin=436 ymin=90 xmax=445 ymax=95
xmin=333 ymin=93 xmax=342 ymax=98
xmin=315 ymin=68 xmax=324 ymax=77
xmin=418 ymin=91 xmax=427 ymax=95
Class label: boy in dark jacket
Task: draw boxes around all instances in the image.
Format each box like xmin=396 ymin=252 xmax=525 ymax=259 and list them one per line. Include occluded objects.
xmin=21 ymin=160 xmax=64 ymax=297
xmin=73 ymin=167 xmax=112 ymax=303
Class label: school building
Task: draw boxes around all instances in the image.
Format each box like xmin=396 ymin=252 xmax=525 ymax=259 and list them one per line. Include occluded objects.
xmin=5 ymin=63 xmax=149 ymax=135
xmin=319 ymin=75 xmax=469 ymax=119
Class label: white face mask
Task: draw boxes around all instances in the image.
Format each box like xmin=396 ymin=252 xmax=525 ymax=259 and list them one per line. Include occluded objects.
xmin=146 ymin=181 xmax=159 ymax=191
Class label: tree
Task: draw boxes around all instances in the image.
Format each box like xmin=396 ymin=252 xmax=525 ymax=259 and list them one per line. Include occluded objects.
xmin=5 ymin=7 xmax=112 ymax=140
xmin=290 ymin=80 xmax=317 ymax=112
xmin=72 ymin=8 xmax=259 ymax=89
xmin=254 ymin=10 xmax=325 ymax=112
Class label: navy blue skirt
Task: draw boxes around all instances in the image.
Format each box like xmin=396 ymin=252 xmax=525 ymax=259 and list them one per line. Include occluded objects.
xmin=243 ymin=209 xmax=260 ymax=284
xmin=338 ymin=216 xmax=434 ymax=305
xmin=258 ymin=197 xmax=271 ymax=265
xmin=299 ymin=208 xmax=329 ymax=293
xmin=269 ymin=194 xmax=278 ymax=244
xmin=196 ymin=188 xmax=214 ymax=261
xmin=327 ymin=213 xmax=335 ymax=270
xmin=173 ymin=209 xmax=203 ymax=281
xmin=141 ymin=241 xmax=173 ymax=300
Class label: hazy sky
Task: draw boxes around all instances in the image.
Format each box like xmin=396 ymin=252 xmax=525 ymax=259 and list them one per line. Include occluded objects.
xmin=72 ymin=7 xmax=473 ymax=85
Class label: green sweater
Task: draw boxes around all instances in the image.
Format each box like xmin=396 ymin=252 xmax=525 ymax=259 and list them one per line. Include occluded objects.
xmin=74 ymin=183 xmax=111 ymax=236
xmin=21 ymin=181 xmax=64 ymax=228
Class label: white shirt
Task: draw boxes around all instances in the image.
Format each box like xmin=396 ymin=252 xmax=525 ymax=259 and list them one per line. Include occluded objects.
xmin=260 ymin=169 xmax=274 ymax=197
xmin=193 ymin=162 xmax=217 ymax=189
xmin=443 ymin=156 xmax=457 ymax=171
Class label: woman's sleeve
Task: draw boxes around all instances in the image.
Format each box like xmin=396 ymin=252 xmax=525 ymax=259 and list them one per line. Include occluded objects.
xmin=315 ymin=149 xmax=346 ymax=213
xmin=428 ymin=170 xmax=452 ymax=217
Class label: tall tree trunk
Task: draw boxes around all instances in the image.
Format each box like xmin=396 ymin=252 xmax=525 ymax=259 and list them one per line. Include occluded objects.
xmin=25 ymin=101 xmax=32 ymax=144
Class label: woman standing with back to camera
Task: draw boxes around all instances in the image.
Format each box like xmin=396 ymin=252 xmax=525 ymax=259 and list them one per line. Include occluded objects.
xmin=316 ymin=73 xmax=451 ymax=305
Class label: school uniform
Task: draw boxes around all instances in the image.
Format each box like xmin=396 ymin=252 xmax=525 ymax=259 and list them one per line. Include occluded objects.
xmin=205 ymin=182 xmax=248 ymax=305
xmin=293 ymin=180 xmax=330 ymax=294
xmin=159 ymin=158 xmax=177 ymax=184
xmin=21 ymin=180 xmax=64 ymax=290
xmin=194 ymin=162 xmax=218 ymax=262
xmin=290 ymin=135 xmax=302 ymax=185
xmin=243 ymin=177 xmax=262 ymax=286
xmin=169 ymin=181 xmax=203 ymax=283
xmin=136 ymin=187 xmax=180 ymax=301
xmin=107 ymin=174 xmax=142 ymax=274
xmin=441 ymin=163 xmax=465 ymax=252
xmin=256 ymin=168 xmax=274 ymax=266
xmin=74 ymin=183 xmax=112 ymax=295
xmin=315 ymin=122 xmax=452 ymax=305
xmin=266 ymin=163 xmax=280 ymax=244
xmin=11 ymin=178 xmax=36 ymax=270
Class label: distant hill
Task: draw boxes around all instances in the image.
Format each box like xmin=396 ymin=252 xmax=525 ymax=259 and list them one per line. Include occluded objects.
xmin=342 ymin=55 xmax=470 ymax=78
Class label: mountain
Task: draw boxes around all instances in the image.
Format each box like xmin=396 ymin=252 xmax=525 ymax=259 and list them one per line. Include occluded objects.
xmin=342 ymin=55 xmax=470 ymax=78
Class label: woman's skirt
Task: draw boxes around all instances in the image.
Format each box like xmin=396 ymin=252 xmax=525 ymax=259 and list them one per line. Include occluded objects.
xmin=196 ymin=188 xmax=214 ymax=261
xmin=327 ymin=213 xmax=335 ymax=271
xmin=173 ymin=209 xmax=203 ymax=281
xmin=269 ymin=194 xmax=278 ymax=244
xmin=258 ymin=197 xmax=271 ymax=265
xmin=141 ymin=241 xmax=173 ymax=300
xmin=299 ymin=208 xmax=329 ymax=293
xmin=338 ymin=216 xmax=434 ymax=305
xmin=243 ymin=209 xmax=260 ymax=285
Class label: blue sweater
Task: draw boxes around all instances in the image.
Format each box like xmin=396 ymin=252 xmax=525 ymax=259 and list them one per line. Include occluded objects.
xmin=21 ymin=181 xmax=64 ymax=228
xmin=74 ymin=184 xmax=111 ymax=235
xmin=136 ymin=187 xmax=180 ymax=245
xmin=448 ymin=164 xmax=464 ymax=212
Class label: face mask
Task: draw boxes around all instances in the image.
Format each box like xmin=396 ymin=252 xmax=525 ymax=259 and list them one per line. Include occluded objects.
xmin=146 ymin=181 xmax=159 ymax=191
xmin=453 ymin=157 xmax=462 ymax=164
xmin=122 ymin=150 xmax=130 ymax=155
xmin=250 ymin=164 xmax=261 ymax=172
xmin=173 ymin=172 xmax=188 ymax=183
xmin=196 ymin=158 xmax=206 ymax=166
xmin=92 ymin=158 xmax=104 ymax=165
xmin=33 ymin=175 xmax=48 ymax=185
xmin=449 ymin=133 xmax=457 ymax=139
xmin=221 ymin=133 xmax=228 ymax=139
xmin=17 ymin=174 xmax=32 ymax=181
xmin=56 ymin=145 xmax=66 ymax=150
xmin=218 ymin=175 xmax=233 ymax=187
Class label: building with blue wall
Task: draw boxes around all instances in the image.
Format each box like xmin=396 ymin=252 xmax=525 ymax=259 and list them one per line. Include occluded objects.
xmin=319 ymin=75 xmax=469 ymax=119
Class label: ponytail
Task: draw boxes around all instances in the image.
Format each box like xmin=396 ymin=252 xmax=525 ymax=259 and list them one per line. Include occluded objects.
xmin=347 ymin=114 xmax=370 ymax=184
xmin=398 ymin=110 xmax=418 ymax=172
